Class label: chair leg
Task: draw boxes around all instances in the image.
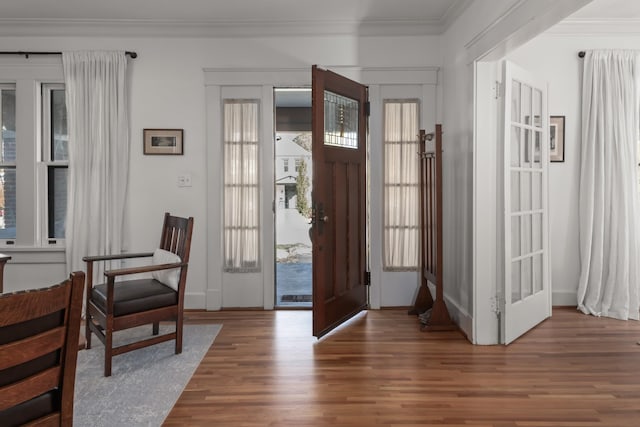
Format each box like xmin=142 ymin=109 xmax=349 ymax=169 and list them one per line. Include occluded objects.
xmin=104 ymin=327 xmax=113 ymax=377
xmin=153 ymin=322 xmax=159 ymax=335
xmin=85 ymin=315 xmax=92 ymax=350
xmin=175 ymin=317 xmax=183 ymax=354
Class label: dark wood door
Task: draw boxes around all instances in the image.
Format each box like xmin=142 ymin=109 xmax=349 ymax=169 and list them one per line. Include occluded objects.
xmin=311 ymin=65 xmax=368 ymax=338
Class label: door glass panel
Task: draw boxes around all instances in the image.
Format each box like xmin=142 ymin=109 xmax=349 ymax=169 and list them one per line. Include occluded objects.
xmin=522 ymin=83 xmax=532 ymax=126
xmin=533 ymin=253 xmax=543 ymax=294
xmin=511 ymin=81 xmax=521 ymax=123
xmin=532 ymin=172 xmax=542 ymax=210
xmin=511 ymin=216 xmax=521 ymax=258
xmin=510 ymin=126 xmax=521 ymax=167
xmin=522 ymin=256 xmax=532 ymax=299
xmin=532 ymin=213 xmax=542 ymax=252
xmin=511 ymin=260 xmax=522 ymax=303
xmin=522 ymin=214 xmax=532 ymax=256
xmin=520 ymin=172 xmax=531 ymax=212
xmin=533 ymin=130 xmax=542 ymax=167
xmin=324 ymin=90 xmax=358 ymax=149
xmin=511 ymin=172 xmax=520 ymax=212
xmin=524 ymin=129 xmax=532 ymax=166
xmin=533 ymin=89 xmax=542 ymax=127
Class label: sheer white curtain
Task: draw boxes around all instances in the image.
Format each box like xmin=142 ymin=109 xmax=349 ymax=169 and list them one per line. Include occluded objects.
xmin=223 ymin=100 xmax=260 ymax=271
xmin=383 ymin=100 xmax=420 ymax=269
xmin=63 ymin=51 xmax=129 ymax=278
xmin=577 ymin=50 xmax=640 ymax=320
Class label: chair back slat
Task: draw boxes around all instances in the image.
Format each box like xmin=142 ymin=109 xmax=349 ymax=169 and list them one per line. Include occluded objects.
xmin=159 ymin=213 xmax=194 ymax=263
xmin=0 ymin=366 xmax=61 ymax=411
xmin=0 ymin=284 xmax=71 ymax=327
xmin=0 ymin=327 xmax=65 ymax=371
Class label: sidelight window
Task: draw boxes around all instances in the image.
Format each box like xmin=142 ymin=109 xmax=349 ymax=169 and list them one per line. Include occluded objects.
xmin=223 ymin=99 xmax=261 ymax=272
xmin=383 ymin=100 xmax=420 ymax=270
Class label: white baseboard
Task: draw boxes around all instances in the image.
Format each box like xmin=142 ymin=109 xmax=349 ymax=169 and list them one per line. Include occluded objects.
xmin=552 ymin=290 xmax=576 ymax=307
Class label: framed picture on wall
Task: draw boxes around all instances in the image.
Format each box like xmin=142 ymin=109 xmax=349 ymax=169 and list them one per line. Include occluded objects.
xmin=143 ymin=128 xmax=184 ymax=155
xmin=549 ymin=116 xmax=565 ymax=162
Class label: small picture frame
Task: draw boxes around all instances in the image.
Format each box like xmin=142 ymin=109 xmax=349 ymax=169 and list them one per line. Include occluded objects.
xmin=549 ymin=116 xmax=565 ymax=162
xmin=143 ymin=129 xmax=184 ymax=155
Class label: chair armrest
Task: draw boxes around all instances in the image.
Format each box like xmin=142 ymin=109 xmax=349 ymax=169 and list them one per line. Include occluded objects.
xmin=83 ymin=252 xmax=154 ymax=262
xmin=104 ymin=262 xmax=186 ymax=278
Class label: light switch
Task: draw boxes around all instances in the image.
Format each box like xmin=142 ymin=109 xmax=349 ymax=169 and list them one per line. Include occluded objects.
xmin=177 ymin=174 xmax=192 ymax=187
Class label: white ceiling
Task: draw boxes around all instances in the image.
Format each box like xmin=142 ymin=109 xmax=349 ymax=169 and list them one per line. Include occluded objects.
xmin=0 ymin=0 xmax=473 ymax=37
xmin=0 ymin=0 xmax=636 ymax=38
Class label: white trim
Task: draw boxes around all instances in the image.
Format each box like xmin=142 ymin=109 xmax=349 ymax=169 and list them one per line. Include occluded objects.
xmin=204 ymin=67 xmax=439 ymax=87
xmin=464 ymin=0 xmax=592 ymax=63
xmin=205 ymin=66 xmax=440 ymax=310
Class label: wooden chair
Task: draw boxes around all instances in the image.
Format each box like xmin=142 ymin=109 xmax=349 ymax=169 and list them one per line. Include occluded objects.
xmin=83 ymin=212 xmax=194 ymax=377
xmin=0 ymin=272 xmax=85 ymax=427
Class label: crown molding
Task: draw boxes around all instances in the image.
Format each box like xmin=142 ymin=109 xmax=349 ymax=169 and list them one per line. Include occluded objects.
xmin=0 ymin=18 xmax=447 ymax=38
xmin=441 ymin=0 xmax=474 ymax=31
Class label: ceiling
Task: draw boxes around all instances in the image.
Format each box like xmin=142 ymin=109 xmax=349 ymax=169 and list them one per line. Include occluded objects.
xmin=0 ymin=1 xmax=636 ymax=38
xmin=0 ymin=0 xmax=473 ymax=37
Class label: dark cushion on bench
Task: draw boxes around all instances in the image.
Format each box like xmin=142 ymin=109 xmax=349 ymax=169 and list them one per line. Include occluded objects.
xmin=91 ymin=279 xmax=177 ymax=317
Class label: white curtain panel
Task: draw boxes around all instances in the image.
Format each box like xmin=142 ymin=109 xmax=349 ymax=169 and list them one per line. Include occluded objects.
xmin=383 ymin=101 xmax=420 ymax=269
xmin=62 ymin=51 xmax=129 ymax=280
xmin=577 ymin=50 xmax=640 ymax=320
xmin=223 ymin=100 xmax=260 ymax=271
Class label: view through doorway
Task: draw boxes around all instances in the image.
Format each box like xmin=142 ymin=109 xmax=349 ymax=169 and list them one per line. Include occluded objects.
xmin=274 ymin=88 xmax=313 ymax=307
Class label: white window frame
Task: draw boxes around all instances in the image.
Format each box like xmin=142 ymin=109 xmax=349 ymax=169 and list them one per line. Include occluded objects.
xmin=39 ymin=83 xmax=67 ymax=247
xmin=0 ymin=83 xmax=17 ymax=244
xmin=0 ymin=57 xmax=65 ymax=250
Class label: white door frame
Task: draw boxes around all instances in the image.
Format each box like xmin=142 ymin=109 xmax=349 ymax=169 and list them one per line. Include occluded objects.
xmin=204 ymin=67 xmax=439 ymax=311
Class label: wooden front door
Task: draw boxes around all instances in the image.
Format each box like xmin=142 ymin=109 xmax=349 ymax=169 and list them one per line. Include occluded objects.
xmin=311 ymin=65 xmax=368 ymax=338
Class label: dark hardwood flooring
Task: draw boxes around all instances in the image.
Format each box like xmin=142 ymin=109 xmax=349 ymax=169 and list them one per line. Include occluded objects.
xmin=164 ymin=307 xmax=640 ymax=426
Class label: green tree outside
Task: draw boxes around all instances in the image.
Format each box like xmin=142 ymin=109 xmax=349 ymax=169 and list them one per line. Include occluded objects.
xmin=296 ymin=159 xmax=311 ymax=217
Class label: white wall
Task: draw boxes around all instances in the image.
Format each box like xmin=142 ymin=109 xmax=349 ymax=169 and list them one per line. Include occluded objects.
xmin=0 ymin=33 xmax=442 ymax=308
xmin=506 ymin=30 xmax=640 ymax=306
xmin=440 ymin=0 xmax=526 ymax=341
xmin=440 ymin=0 xmax=591 ymax=343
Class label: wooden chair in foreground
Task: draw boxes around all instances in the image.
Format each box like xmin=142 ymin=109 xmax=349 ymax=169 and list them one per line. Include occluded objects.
xmin=83 ymin=213 xmax=194 ymax=377
xmin=0 ymin=271 xmax=85 ymax=427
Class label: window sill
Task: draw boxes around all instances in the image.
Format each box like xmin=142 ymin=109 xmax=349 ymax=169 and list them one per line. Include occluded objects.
xmin=0 ymin=247 xmax=65 ymax=264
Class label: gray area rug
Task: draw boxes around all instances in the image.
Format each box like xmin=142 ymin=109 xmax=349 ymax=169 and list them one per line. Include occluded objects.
xmin=74 ymin=324 xmax=221 ymax=426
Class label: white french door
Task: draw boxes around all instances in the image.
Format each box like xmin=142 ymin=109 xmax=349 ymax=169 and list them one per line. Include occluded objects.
xmin=502 ymin=61 xmax=551 ymax=344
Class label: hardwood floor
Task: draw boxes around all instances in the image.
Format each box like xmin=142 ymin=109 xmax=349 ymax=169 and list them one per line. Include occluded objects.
xmin=164 ymin=308 xmax=640 ymax=426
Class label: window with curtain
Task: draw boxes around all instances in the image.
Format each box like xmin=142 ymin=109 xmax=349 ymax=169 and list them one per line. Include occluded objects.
xmin=223 ymin=99 xmax=261 ymax=272
xmin=383 ymin=99 xmax=420 ymax=270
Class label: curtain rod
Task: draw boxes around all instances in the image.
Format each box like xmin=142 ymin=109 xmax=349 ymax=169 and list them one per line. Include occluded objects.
xmin=578 ymin=51 xmax=586 ymax=58
xmin=0 ymin=50 xmax=138 ymax=59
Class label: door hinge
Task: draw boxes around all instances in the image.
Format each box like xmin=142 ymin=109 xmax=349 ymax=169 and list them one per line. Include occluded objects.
xmin=364 ymin=271 xmax=371 ymax=286
xmin=364 ymin=101 xmax=370 ymax=117
xmin=493 ymin=81 xmax=503 ymax=99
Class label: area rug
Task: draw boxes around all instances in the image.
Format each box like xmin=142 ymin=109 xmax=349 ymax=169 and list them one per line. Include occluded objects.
xmin=73 ymin=324 xmax=221 ymax=426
